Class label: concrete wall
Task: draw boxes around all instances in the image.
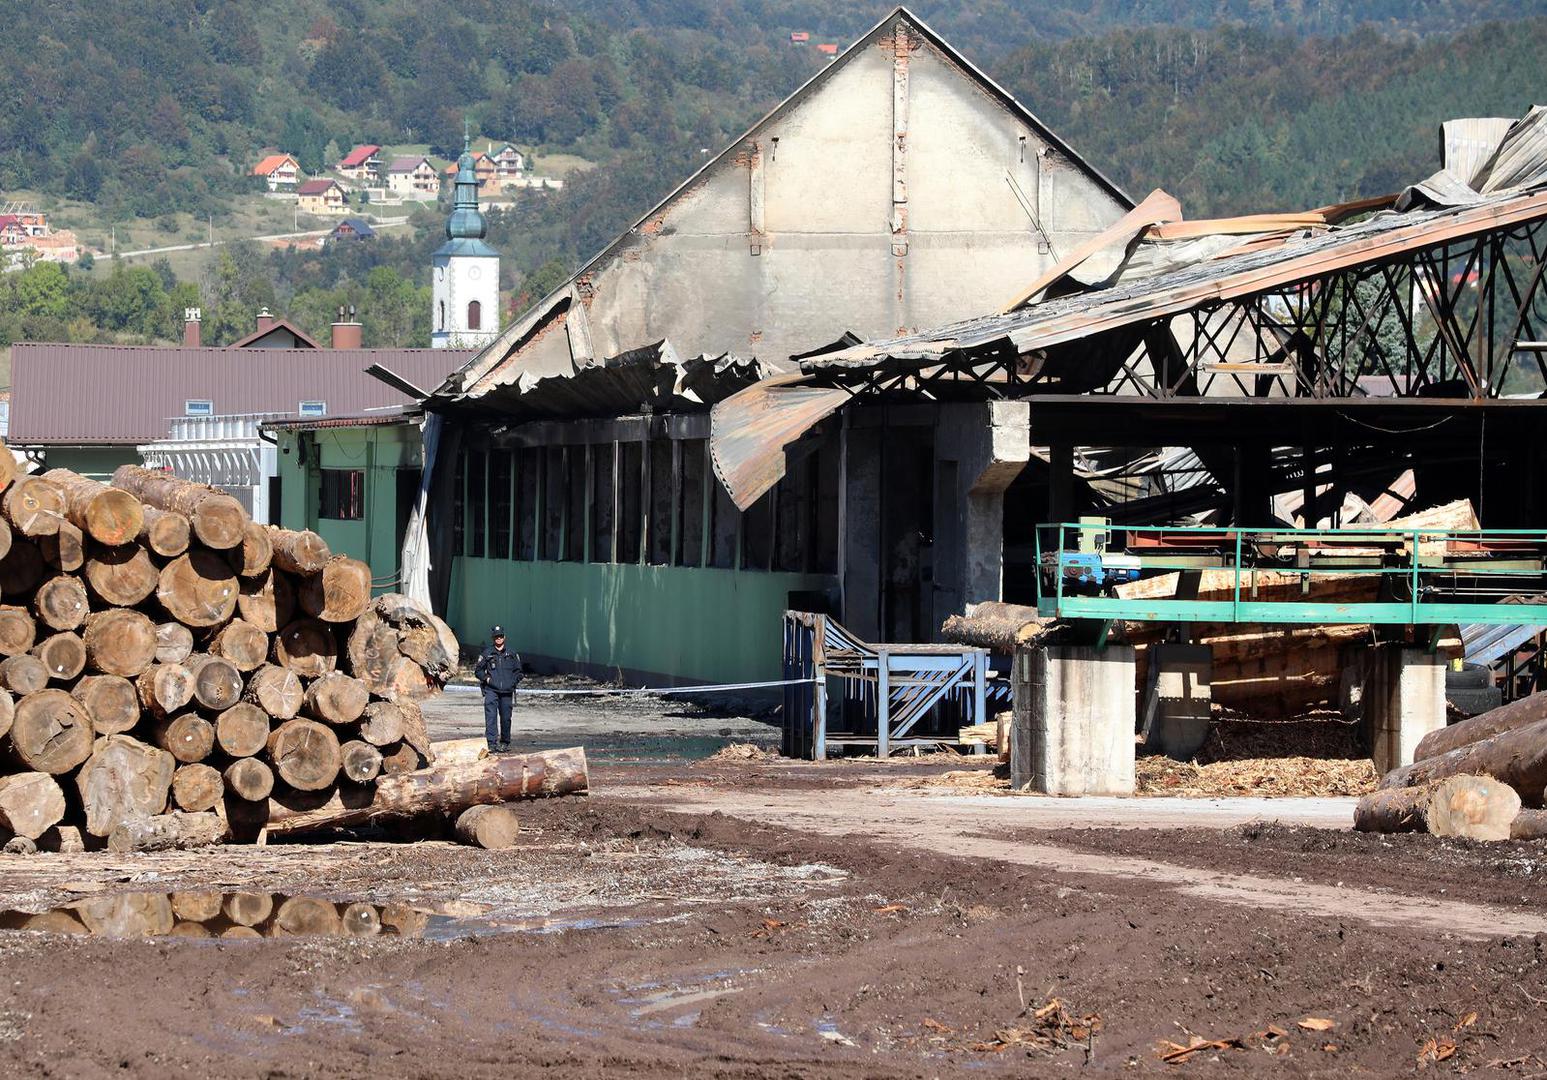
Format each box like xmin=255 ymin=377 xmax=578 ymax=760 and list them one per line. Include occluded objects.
xmin=1012 ymin=645 xmax=1137 ymax=796
xmin=932 ymin=400 xmax=1030 ymax=622
xmin=1363 ymin=644 xmax=1446 ymax=774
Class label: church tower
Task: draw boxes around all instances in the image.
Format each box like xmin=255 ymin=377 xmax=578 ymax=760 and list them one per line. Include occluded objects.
xmin=431 ymin=129 xmax=500 ymax=350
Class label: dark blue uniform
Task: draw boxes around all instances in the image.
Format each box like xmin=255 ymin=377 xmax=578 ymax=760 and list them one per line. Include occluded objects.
xmin=474 ymin=643 xmax=522 ymax=750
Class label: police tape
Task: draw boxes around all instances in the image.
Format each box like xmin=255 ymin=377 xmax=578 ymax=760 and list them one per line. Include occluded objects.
xmin=446 ymin=678 xmax=816 ymax=697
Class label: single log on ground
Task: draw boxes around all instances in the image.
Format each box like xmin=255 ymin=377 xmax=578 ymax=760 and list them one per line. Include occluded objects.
xmin=1355 ymin=774 xmax=1521 ymax=840
xmin=345 ymin=610 xmax=399 ymax=694
xmin=170 ymin=763 xmax=224 ymax=812
xmin=0 ymin=541 xmax=43 ymax=596
xmin=186 ymin=654 xmax=243 ymax=711
xmin=138 ymin=506 xmax=190 ymax=557
xmin=0 ymin=772 xmax=65 ymax=839
xmin=341 ymin=903 xmax=381 ymax=936
xmin=0 ymin=655 xmax=47 ymax=695
xmin=2 ymin=478 xmax=63 ymax=537
xmin=224 ymin=891 xmax=273 ymax=927
xmin=382 ymin=654 xmax=433 ymax=702
xmin=0 ymin=607 xmax=35 ymax=657
xmin=170 ymin=891 xmax=223 ymax=922
xmin=42 ymin=469 xmax=144 ymax=545
xmin=455 ymin=804 xmax=520 ymax=849
xmin=379 ymin=741 xmax=426 ymax=774
xmin=339 ymin=740 xmax=383 ymax=783
xmin=358 ymin=701 xmax=404 ymax=747
xmin=273 ymin=897 xmax=342 ymax=936
xmin=111 ymin=466 xmax=246 ymax=550
xmin=299 ymin=556 xmax=371 ymax=624
xmin=210 ymin=618 xmax=267 ymax=672
xmin=237 ymin=568 xmax=294 ymax=633
xmin=429 ymin=738 xmax=488 ymax=767
xmin=245 ymin=664 xmax=302 ymax=719
xmin=231 ymin=522 xmax=273 ymax=577
xmin=108 ymin=811 xmax=226 ymax=852
xmin=215 ymin=702 xmax=270 ymax=757
xmin=266 ymin=718 xmax=341 ymax=791
xmin=158 ymin=550 xmax=238 ymax=627
xmin=38 ymin=519 xmax=83 ymax=573
xmin=154 ymin=622 xmax=194 ymax=665
xmin=11 ymin=689 xmax=94 ymax=773
xmin=32 ymin=576 xmax=87 ymax=632
xmin=1511 ymin=808 xmax=1547 ymax=840
xmin=83 ymin=608 xmax=156 ymax=677
xmin=223 ymin=757 xmax=274 ymax=802
xmin=75 ymin=734 xmax=175 ymax=837
xmin=268 ymin=527 xmax=331 ymax=574
xmin=84 ymin=543 xmax=159 ymax=607
xmin=273 ymin=619 xmax=337 ymax=677
xmin=137 ymin=663 xmax=195 ymax=717
xmin=31 ymin=632 xmax=85 ymax=682
xmin=1382 ymin=716 xmax=1547 ymax=806
xmin=1416 ymin=692 xmax=1547 ymax=762
xmin=71 ymin=675 xmax=139 ymax=735
xmin=264 ymin=746 xmax=588 ymax=836
xmin=303 ymin=671 xmax=369 ymax=725
xmin=151 ymin=712 xmax=215 ymax=764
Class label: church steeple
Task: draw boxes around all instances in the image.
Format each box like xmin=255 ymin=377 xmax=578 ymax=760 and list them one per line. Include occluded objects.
xmin=446 ymin=122 xmax=487 ymax=241
xmin=431 ymin=121 xmax=501 ymax=351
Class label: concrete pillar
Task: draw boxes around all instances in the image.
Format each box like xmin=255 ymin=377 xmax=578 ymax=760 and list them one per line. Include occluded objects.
xmin=1363 ymin=643 xmax=1446 ymax=774
xmin=1011 ymin=645 xmax=1137 ymax=796
xmin=1142 ymin=643 xmax=1213 ymax=760
xmin=932 ymin=401 xmax=1030 ymax=620
xmin=840 ymin=423 xmax=883 ymax=641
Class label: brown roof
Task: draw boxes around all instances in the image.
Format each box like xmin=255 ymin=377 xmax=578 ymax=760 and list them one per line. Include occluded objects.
xmin=228 ymin=317 xmax=322 ymax=350
xmin=9 ymin=344 xmax=473 ymax=445
xmin=297 ymin=179 xmax=340 ymax=196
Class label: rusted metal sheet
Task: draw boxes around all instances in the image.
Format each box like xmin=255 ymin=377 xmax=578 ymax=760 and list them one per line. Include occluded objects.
xmin=708 ymin=376 xmax=849 ymax=510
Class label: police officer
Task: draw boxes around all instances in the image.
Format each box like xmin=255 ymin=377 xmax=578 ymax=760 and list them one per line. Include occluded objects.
xmin=473 ymin=625 xmax=522 ymax=753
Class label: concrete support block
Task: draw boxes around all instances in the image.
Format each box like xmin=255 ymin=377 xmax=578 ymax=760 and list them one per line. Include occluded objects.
xmin=1012 ymin=645 xmax=1136 ymax=796
xmin=1143 ymin=643 xmax=1213 ymax=761
xmin=1363 ymin=644 xmax=1446 ymax=775
xmin=933 ymin=401 xmax=1030 ymax=620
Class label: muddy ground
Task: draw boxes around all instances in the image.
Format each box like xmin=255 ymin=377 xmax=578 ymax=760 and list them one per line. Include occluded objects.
xmin=0 ymin=693 xmax=1543 ymax=1078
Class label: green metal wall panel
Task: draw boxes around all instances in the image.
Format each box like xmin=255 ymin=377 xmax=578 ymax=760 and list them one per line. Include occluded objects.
xmin=40 ymin=447 xmax=139 ymax=482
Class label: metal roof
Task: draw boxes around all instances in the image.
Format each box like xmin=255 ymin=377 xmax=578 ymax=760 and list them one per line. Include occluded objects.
xmin=9 ymin=344 xmax=472 ymax=445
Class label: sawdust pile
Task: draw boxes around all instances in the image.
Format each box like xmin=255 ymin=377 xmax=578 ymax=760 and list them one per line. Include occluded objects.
xmin=1136 ymin=754 xmax=1377 ymax=798
xmin=707 ymin=743 xmax=781 ymax=763
xmin=894 ymin=768 xmax=1009 ymax=792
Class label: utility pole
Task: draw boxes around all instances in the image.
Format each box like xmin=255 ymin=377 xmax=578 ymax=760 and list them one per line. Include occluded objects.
xmin=208 ymin=214 xmax=214 ymax=248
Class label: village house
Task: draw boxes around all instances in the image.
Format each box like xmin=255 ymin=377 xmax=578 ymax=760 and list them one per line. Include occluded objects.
xmin=0 ymin=216 xmax=27 ymax=246
xmin=386 ymin=155 xmax=439 ymax=199
xmin=328 ymin=217 xmax=377 ymax=243
xmin=442 ymin=152 xmax=499 ymax=197
xmin=252 ymin=153 xmax=301 ymax=190
xmin=337 ymin=144 xmax=383 ymax=183
xmin=488 ymin=143 xmax=526 ymax=180
xmin=297 ymin=178 xmax=348 ymax=214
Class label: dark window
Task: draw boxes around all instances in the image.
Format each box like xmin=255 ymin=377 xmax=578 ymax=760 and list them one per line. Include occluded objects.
xmin=708 ymin=473 xmax=738 ymax=569
xmin=452 ymin=451 xmax=465 ymax=555
xmin=489 ymin=450 xmax=512 ymax=559
xmin=565 ymin=447 xmax=586 ymax=562
xmin=320 ymin=469 xmax=364 ymax=521
xmin=515 ymin=447 xmax=538 ymax=560
xmin=541 ymin=447 xmax=565 ymax=560
xmin=591 ymin=443 xmax=615 ymax=563
xmin=813 ymin=441 xmax=839 ymax=574
xmin=617 ymin=441 xmax=643 ymax=563
xmin=438 ymin=300 xmax=445 ymax=331
xmin=677 ymin=439 xmax=705 ymax=567
xmin=467 ymin=451 xmax=487 ymax=558
xmin=467 ymin=299 xmax=481 ymax=330
xmin=742 ymin=489 xmax=773 ymax=571
xmin=774 ymin=458 xmax=807 ymax=573
xmin=647 ymin=438 xmax=674 ymax=566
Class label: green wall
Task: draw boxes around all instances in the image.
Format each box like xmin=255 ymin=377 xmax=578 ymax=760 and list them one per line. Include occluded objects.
xmin=40 ymin=446 xmax=139 ymax=481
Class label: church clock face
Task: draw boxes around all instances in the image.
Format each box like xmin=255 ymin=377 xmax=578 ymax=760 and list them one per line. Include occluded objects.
xmin=468 ymin=266 xmax=482 ymax=281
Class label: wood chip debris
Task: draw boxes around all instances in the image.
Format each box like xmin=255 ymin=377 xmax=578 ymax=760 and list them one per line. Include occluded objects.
xmin=970 ymin=997 xmax=1100 ymax=1054
xmin=1136 ymin=755 xmax=1377 ymax=798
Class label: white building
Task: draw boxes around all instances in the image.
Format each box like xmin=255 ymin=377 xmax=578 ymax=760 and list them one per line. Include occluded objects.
xmin=431 ymin=139 xmax=501 ymax=350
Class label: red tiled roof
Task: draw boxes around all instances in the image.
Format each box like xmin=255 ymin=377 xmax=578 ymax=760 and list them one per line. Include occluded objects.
xmin=297 ymin=179 xmax=340 ymax=196
xmin=339 ymin=145 xmax=382 ymax=168
xmin=9 ymin=344 xmax=474 ymax=445
xmin=252 ymin=154 xmax=297 ymax=176
xmin=0 ymin=215 xmax=19 ymax=229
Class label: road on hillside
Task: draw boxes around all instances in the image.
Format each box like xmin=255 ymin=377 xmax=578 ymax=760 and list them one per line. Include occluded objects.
xmin=104 ymin=217 xmax=412 ymax=259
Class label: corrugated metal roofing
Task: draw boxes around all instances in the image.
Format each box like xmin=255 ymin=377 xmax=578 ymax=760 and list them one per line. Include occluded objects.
xmin=338 ymin=145 xmax=381 ymax=168
xmin=10 ymin=344 xmax=472 ymax=445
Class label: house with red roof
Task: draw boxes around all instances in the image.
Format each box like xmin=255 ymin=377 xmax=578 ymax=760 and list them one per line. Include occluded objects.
xmin=252 ymin=153 xmax=301 ymax=190
xmin=337 ymin=144 xmax=383 ymax=183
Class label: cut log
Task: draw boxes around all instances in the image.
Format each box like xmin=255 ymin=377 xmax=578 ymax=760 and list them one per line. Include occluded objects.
xmin=74 ymin=734 xmax=175 ymax=837
xmin=2 ymin=478 xmax=64 ymax=537
xmin=32 ymin=575 xmax=88 ymax=631
xmin=224 ymin=891 xmax=273 ymax=926
xmin=154 ymin=621 xmax=194 ymax=665
xmin=266 ymin=718 xmax=341 ymax=791
xmin=273 ymin=618 xmax=337 ymax=677
xmin=382 ymin=654 xmax=433 ymax=702
xmin=223 ymin=757 xmax=274 ymax=802
xmin=339 ymin=740 xmax=383 ymax=783
xmin=1355 ymin=775 xmax=1521 ymax=840
xmin=151 ymin=713 xmax=215 ymax=764
xmin=0 ymin=440 xmax=17 ymax=496
xmin=37 ymin=824 xmax=84 ymax=853
xmin=0 ymin=541 xmax=43 ymax=596
xmin=210 ymin=618 xmax=267 ymax=672
xmin=215 ymin=702 xmax=270 ymax=758
xmin=0 ymin=607 xmax=36 ymax=657
xmin=84 ymin=543 xmax=159 ymax=607
xmin=110 ymin=466 xmax=246 ymax=550
xmin=1382 ymin=716 xmax=1547 ymax=806
xmin=0 ymin=772 xmax=65 ymax=840
xmin=264 ymin=747 xmax=587 ymax=835
xmin=1511 ymin=808 xmax=1547 ymax=840
xmin=0 ymin=688 xmax=12 ymax=741
xmin=75 ymin=892 xmax=175 ymax=935
xmin=170 ymin=891 xmax=223 ymax=922
xmin=345 ymin=610 xmax=399 ymax=694
xmin=428 ymin=738 xmax=488 ymax=767
xmin=398 ymin=624 xmax=452 ymax=677
xmin=157 ymin=550 xmax=238 ymax=627
xmin=108 ymin=811 xmax=226 ymax=852
xmin=454 ymin=804 xmax=520 ymax=849
xmin=273 ymin=896 xmax=342 ymax=936
xmin=38 ymin=519 xmax=84 ymax=573
xmin=31 ymin=632 xmax=86 ymax=681
xmin=299 ymin=556 xmax=372 ymax=623
xmin=237 ymin=568 xmax=294 ymax=634
xmin=341 ymin=903 xmax=381 ymax=936
xmin=398 ymin=699 xmax=432 ymax=760
xmin=303 ymin=671 xmax=369 ymax=725
xmin=232 ymin=521 xmax=273 ymax=577
xmin=137 ymin=663 xmax=195 ymax=717
xmin=372 ymin=592 xmax=433 ymax=628
xmin=71 ymin=675 xmax=140 ymax=735
xmin=1416 ymin=692 xmax=1547 ymax=762
xmin=170 ymin=763 xmax=224 ymax=812
xmin=138 ymin=506 xmax=190 ymax=558
xmin=185 ymin=654 xmax=243 ymax=711
xmin=268 ymin=527 xmax=331 ymax=574
xmin=10 ymin=689 xmax=94 ymax=773
xmin=357 ymin=701 xmax=404 ymax=747
xmin=42 ymin=469 xmax=144 ymax=545
xmin=379 ymin=741 xmax=427 ymax=775
xmin=0 ymin=519 xmax=10 ymax=562
xmin=0 ymin=655 xmax=47 ymax=695
xmin=429 ymin=616 xmax=459 ymax=678
xmin=82 ymin=608 xmax=157 ymax=677
xmin=245 ymin=664 xmax=303 ymax=720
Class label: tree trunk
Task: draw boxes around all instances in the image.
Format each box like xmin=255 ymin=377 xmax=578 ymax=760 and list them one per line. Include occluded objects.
xmin=11 ymin=689 xmax=95 ymax=774
xmin=263 ymin=747 xmax=587 ymax=836
xmin=379 ymin=742 xmax=427 ymax=774
xmin=1356 ymin=775 xmax=1522 ymax=839
xmin=32 ymin=632 xmax=85 ymax=682
xmin=0 ymin=772 xmax=65 ymax=840
xmin=231 ymin=522 xmax=273 ymax=577
xmin=339 ymin=740 xmax=383 ymax=783
xmin=428 ymin=616 xmax=460 ymax=681
xmin=157 ymin=550 xmax=239 ymax=627
xmin=2 ymin=478 xmax=64 ymax=537
xmin=237 ymin=568 xmax=294 ymax=634
xmin=84 ymin=543 xmax=159 ymax=607
xmin=1382 ymin=716 xmax=1547 ymax=806
xmin=0 ymin=688 xmax=12 ymax=742
xmin=398 ymin=624 xmax=453 ymax=678
xmin=1511 ymin=808 xmax=1547 ymax=840
xmin=170 ymin=891 xmax=223 ymax=922
xmin=224 ymin=891 xmax=273 ymax=926
xmin=38 ymin=519 xmax=83 ymax=573
xmin=154 ymin=621 xmax=194 ymax=665
xmin=345 ymin=610 xmax=399 ymax=694
xmin=273 ymin=897 xmax=342 ymax=936
xmin=83 ymin=608 xmax=157 ymax=677
xmin=215 ymin=702 xmax=270 ymax=758
xmin=0 ymin=541 xmax=43 ymax=596
xmin=454 ymin=803 xmax=520 ymax=849
xmin=0 ymin=607 xmax=35 ymax=657
xmin=210 ymin=618 xmax=267 ymax=672
xmin=170 ymin=763 xmax=224 ymax=812
xmin=299 ymin=556 xmax=372 ymax=623
xmin=186 ymin=654 xmax=243 ymax=711
xmin=74 ymin=734 xmax=175 ymax=836
xmin=111 ymin=466 xmax=246 ymax=550
xmin=383 ymin=654 xmax=433 ymax=701
xmin=42 ymin=469 xmax=144 ymax=545
xmin=341 ymin=903 xmax=380 ymax=936
xmin=428 ymin=738 xmax=488 ymax=767
xmin=71 ymin=675 xmax=139 ymax=735
xmin=138 ymin=506 xmax=190 ymax=558
xmin=223 ymin=758 xmax=274 ymax=802
xmin=107 ymin=811 xmax=226 ymax=852
xmin=151 ymin=713 xmax=215 ymax=764
xmin=266 ymin=718 xmax=341 ymax=791
xmin=245 ymin=664 xmax=303 ymax=720
xmin=32 ymin=575 xmax=87 ymax=631
xmin=268 ymin=527 xmax=331 ymax=574
xmin=358 ymin=701 xmax=404 ymax=746
xmin=0 ymin=655 xmax=47 ymax=695
xmin=398 ymin=699 xmax=432 ymax=760
xmin=137 ymin=663 xmax=195 ymax=717
xmin=273 ymin=619 xmax=337 ymax=677
xmin=1416 ymin=692 xmax=1547 ymax=762
xmin=303 ymin=671 xmax=369 ymax=725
